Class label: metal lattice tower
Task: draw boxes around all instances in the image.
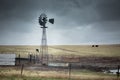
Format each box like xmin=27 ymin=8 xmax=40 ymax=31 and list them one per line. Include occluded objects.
xmin=41 ymin=24 xmax=48 ymax=65
xmin=39 ymin=13 xmax=54 ymax=65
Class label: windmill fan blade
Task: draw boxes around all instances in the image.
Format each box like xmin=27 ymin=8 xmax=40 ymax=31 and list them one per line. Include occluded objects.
xmin=49 ymin=18 xmax=54 ymax=24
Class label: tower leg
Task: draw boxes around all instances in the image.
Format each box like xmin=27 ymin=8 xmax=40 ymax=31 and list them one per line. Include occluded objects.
xmin=40 ymin=27 xmax=48 ymax=65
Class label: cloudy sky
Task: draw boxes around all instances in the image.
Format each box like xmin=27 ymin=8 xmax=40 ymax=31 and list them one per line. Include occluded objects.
xmin=0 ymin=0 xmax=120 ymax=45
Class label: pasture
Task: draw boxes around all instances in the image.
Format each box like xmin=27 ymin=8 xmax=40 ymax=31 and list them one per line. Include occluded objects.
xmin=0 ymin=44 xmax=120 ymax=57
xmin=0 ymin=66 xmax=117 ymax=80
xmin=0 ymin=44 xmax=120 ymax=80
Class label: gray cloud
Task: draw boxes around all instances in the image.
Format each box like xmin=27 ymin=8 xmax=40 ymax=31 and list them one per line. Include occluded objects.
xmin=95 ymin=0 xmax=120 ymax=21
xmin=0 ymin=0 xmax=120 ymax=45
xmin=1 ymin=0 xmax=120 ymax=25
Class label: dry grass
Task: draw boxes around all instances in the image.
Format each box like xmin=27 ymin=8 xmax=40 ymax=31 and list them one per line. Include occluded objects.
xmin=49 ymin=45 xmax=120 ymax=57
xmin=0 ymin=45 xmax=120 ymax=80
xmin=0 ymin=45 xmax=120 ymax=57
xmin=0 ymin=67 xmax=117 ymax=80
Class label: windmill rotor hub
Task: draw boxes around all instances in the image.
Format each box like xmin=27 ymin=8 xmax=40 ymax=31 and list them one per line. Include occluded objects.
xmin=39 ymin=13 xmax=54 ymax=26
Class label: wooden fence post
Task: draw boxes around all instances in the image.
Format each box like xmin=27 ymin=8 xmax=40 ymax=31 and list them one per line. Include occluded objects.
xmin=117 ymin=65 xmax=120 ymax=78
xmin=68 ymin=63 xmax=71 ymax=80
xmin=29 ymin=54 xmax=32 ymax=63
xmin=21 ymin=64 xmax=24 ymax=76
xmin=19 ymin=54 xmax=20 ymax=65
xmin=34 ymin=55 xmax=35 ymax=64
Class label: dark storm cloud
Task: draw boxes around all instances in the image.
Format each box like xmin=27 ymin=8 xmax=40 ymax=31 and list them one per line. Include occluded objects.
xmin=71 ymin=0 xmax=120 ymax=25
xmin=95 ymin=0 xmax=120 ymax=21
xmin=0 ymin=0 xmax=120 ymax=44
xmin=47 ymin=0 xmax=120 ymax=29
xmin=0 ymin=0 xmax=35 ymax=33
xmin=0 ymin=0 xmax=120 ymax=26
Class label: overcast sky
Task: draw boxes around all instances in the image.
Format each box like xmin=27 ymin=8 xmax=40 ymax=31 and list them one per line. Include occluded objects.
xmin=0 ymin=0 xmax=120 ymax=45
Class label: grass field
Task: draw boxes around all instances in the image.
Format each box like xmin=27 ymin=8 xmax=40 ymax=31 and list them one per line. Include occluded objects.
xmin=0 ymin=44 xmax=120 ymax=80
xmin=0 ymin=67 xmax=117 ymax=80
xmin=0 ymin=44 xmax=120 ymax=57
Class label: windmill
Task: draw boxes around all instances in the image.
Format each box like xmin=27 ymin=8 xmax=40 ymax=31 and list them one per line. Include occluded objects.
xmin=39 ymin=13 xmax=54 ymax=65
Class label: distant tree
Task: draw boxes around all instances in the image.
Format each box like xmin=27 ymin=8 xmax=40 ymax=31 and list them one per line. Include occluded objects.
xmin=92 ymin=45 xmax=94 ymax=47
